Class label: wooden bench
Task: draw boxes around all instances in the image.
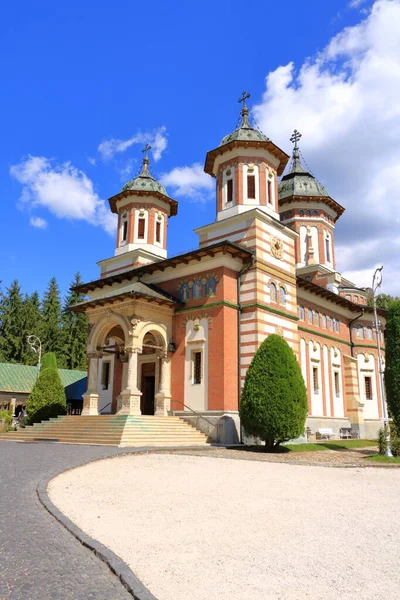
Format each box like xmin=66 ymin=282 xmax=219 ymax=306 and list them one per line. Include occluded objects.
xmin=316 ymin=428 xmax=336 ymax=440
xmin=340 ymin=427 xmax=352 ymax=439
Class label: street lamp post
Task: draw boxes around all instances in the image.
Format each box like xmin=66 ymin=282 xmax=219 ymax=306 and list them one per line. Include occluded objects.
xmin=372 ymin=266 xmax=392 ymax=457
xmin=27 ymin=335 xmax=42 ymax=376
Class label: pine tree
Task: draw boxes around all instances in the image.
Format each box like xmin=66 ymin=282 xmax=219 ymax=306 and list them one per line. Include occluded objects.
xmin=40 ymin=277 xmax=62 ymax=359
xmin=27 ymin=352 xmax=67 ymax=423
xmin=0 ymin=280 xmax=25 ymax=363
xmin=60 ymin=273 xmax=88 ymax=370
xmin=385 ymin=300 xmax=400 ymax=429
xmin=21 ymin=291 xmax=42 ymax=365
xmin=240 ymin=334 xmax=308 ymax=449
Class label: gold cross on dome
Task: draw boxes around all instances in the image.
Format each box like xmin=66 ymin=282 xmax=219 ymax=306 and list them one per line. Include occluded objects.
xmin=290 ymin=129 xmax=302 ymax=149
xmin=142 ymin=143 xmax=152 ymax=158
xmin=238 ymin=90 xmax=251 ymax=107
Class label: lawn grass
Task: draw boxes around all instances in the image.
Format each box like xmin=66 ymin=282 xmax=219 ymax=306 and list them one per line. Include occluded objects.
xmin=365 ymin=454 xmax=400 ymax=464
xmin=285 ymin=439 xmax=377 ymax=452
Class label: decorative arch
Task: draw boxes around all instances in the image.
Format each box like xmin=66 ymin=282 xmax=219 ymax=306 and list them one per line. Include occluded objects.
xmin=134 ymin=321 xmax=168 ymax=350
xmin=88 ymin=312 xmax=131 ymax=351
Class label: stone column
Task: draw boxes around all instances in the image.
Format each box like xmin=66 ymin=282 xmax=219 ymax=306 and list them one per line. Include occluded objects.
xmin=117 ymin=347 xmax=142 ymax=416
xmin=82 ymin=352 xmax=101 ymax=416
xmin=155 ymin=353 xmax=171 ymax=416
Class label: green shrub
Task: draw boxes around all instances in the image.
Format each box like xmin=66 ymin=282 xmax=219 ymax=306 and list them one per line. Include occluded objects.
xmin=240 ymin=334 xmax=308 ymax=449
xmin=385 ymin=300 xmax=400 ymax=429
xmin=378 ymin=424 xmax=400 ymax=457
xmin=27 ymin=353 xmax=67 ymax=423
xmin=41 ymin=352 xmax=57 ymax=371
xmin=0 ymin=409 xmax=13 ymax=431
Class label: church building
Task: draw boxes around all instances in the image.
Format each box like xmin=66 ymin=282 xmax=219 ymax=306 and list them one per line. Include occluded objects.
xmin=72 ymin=92 xmax=386 ymax=443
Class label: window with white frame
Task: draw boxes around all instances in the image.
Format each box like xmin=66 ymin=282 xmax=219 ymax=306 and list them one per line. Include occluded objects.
xmin=224 ymin=168 xmax=234 ymax=204
xmin=155 ymin=213 xmax=163 ymax=245
xmin=366 ymin=327 xmax=373 ymax=340
xmin=267 ymin=173 xmax=274 ymax=205
xmin=325 ymin=232 xmax=331 ymax=263
xmin=334 ymin=371 xmax=340 ymax=397
xmin=364 ymin=376 xmax=373 ymax=400
xmin=120 ymin=213 xmax=128 ymax=245
xmin=247 ymin=173 xmax=256 ymax=199
xmin=312 ymin=366 xmax=319 ymax=394
xmin=193 ymin=351 xmax=202 ymax=384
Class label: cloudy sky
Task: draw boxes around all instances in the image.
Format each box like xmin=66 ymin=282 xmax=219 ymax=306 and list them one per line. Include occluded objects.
xmin=1 ymin=0 xmax=399 ymax=296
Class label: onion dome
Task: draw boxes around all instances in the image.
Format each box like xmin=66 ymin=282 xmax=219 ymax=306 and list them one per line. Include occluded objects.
xmin=219 ymin=91 xmax=270 ymax=146
xmin=279 ymin=130 xmax=330 ymax=200
xmin=122 ymin=143 xmax=167 ymax=196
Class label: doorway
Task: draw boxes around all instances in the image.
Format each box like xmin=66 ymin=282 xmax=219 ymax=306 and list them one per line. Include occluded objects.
xmin=141 ymin=362 xmax=155 ymax=415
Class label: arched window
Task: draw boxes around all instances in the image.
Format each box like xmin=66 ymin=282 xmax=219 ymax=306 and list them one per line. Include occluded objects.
xmin=354 ymin=325 xmax=364 ymax=338
xmin=192 ymin=280 xmax=203 ymax=300
xmin=354 ymin=295 xmax=359 ymax=303
xmin=321 ymin=315 xmax=327 ymax=329
xmin=345 ymin=294 xmax=351 ymax=300
xmin=298 ymin=305 xmax=305 ymax=320
xmin=327 ymin=317 xmax=333 ymax=331
xmin=270 ymin=283 xmax=277 ymax=302
xmin=308 ymin=308 xmax=313 ymax=323
xmin=279 ymin=287 xmax=286 ymax=304
xmin=205 ymin=278 xmax=216 ymax=297
xmin=366 ymin=327 xmax=373 ymax=340
xmin=314 ymin=311 xmax=319 ymax=326
xmin=180 ymin=284 xmax=190 ymax=303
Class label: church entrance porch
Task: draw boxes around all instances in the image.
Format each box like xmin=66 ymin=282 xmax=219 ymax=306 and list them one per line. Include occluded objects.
xmin=82 ymin=313 xmax=172 ymax=417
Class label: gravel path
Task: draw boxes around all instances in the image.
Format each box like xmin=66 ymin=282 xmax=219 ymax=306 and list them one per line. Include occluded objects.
xmin=49 ymin=453 xmax=400 ymax=600
xmin=0 ymin=441 xmax=135 ymax=600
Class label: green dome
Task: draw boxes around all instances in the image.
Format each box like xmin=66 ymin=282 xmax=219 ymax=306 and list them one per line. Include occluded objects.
xmin=122 ymin=152 xmax=167 ymax=196
xmin=279 ymin=143 xmax=330 ymax=200
xmin=219 ymin=105 xmax=270 ymax=147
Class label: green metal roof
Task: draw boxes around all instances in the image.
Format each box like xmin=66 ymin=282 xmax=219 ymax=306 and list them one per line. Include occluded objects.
xmin=0 ymin=363 xmax=87 ymax=394
xmin=121 ymin=153 xmax=167 ymax=196
xmin=219 ymin=104 xmax=270 ymax=147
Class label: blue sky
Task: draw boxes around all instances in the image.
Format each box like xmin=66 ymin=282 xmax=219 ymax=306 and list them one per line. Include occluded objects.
xmin=2 ymin=0 xmax=399 ymax=298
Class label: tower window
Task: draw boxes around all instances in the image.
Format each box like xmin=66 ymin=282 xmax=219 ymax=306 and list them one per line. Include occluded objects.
xmin=279 ymin=287 xmax=286 ymax=304
xmin=365 ymin=376 xmax=372 ymax=400
xmin=138 ymin=218 xmax=145 ymax=239
xmin=226 ymin=178 xmax=233 ymax=203
xmin=155 ymin=220 xmax=161 ymax=243
xmin=270 ymin=283 xmax=277 ymax=302
xmin=334 ymin=371 xmax=340 ymax=397
xmin=325 ymin=236 xmax=331 ymax=263
xmin=122 ymin=220 xmax=128 ymax=242
xmin=193 ymin=351 xmax=202 ymax=384
xmin=247 ymin=175 xmax=256 ymax=199
xmin=267 ymin=179 xmax=273 ymax=204
xmin=313 ymin=367 xmax=319 ymax=394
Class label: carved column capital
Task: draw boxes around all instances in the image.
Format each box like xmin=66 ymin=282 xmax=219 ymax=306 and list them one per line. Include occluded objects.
xmin=124 ymin=346 xmax=142 ymax=355
xmin=87 ymin=351 xmax=101 ymax=360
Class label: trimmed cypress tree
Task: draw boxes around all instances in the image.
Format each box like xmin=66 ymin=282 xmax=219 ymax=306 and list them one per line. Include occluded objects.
xmin=385 ymin=300 xmax=400 ymax=429
xmin=21 ymin=291 xmax=42 ymax=365
xmin=240 ymin=334 xmax=308 ymax=449
xmin=26 ymin=352 xmax=67 ymax=423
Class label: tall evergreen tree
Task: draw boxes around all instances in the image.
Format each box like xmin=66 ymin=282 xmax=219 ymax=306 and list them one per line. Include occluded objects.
xmin=40 ymin=277 xmax=63 ymax=359
xmin=60 ymin=273 xmax=88 ymax=370
xmin=0 ymin=280 xmax=25 ymax=363
xmin=385 ymin=300 xmax=400 ymax=429
xmin=21 ymin=291 xmax=42 ymax=365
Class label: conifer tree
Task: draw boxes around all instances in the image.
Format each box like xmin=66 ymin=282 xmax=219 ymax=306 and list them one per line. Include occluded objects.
xmin=21 ymin=291 xmax=42 ymax=365
xmin=240 ymin=334 xmax=308 ymax=449
xmin=0 ymin=280 xmax=25 ymax=363
xmin=60 ymin=273 xmax=88 ymax=370
xmin=385 ymin=300 xmax=400 ymax=429
xmin=40 ymin=277 xmax=62 ymax=359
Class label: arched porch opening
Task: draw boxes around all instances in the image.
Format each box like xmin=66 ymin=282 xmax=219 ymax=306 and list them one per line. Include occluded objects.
xmin=139 ymin=331 xmax=165 ymax=416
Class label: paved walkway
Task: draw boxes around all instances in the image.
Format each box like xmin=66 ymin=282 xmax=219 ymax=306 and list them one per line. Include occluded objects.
xmin=0 ymin=441 xmax=136 ymax=600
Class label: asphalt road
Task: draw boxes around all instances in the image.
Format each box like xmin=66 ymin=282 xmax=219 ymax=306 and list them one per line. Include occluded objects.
xmin=0 ymin=441 xmax=135 ymax=600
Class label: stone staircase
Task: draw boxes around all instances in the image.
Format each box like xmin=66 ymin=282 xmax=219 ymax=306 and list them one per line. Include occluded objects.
xmin=0 ymin=415 xmax=210 ymax=447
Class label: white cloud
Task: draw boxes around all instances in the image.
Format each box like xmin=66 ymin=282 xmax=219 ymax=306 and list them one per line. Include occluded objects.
xmin=160 ymin=163 xmax=214 ymax=203
xmin=11 ymin=156 xmax=116 ymax=235
xmin=253 ymin=0 xmax=400 ymax=295
xmin=98 ymin=126 xmax=167 ymax=162
xmin=349 ymin=0 xmax=367 ymax=7
xmin=29 ymin=216 xmax=47 ymax=229
xmin=88 ymin=157 xmax=96 ymax=166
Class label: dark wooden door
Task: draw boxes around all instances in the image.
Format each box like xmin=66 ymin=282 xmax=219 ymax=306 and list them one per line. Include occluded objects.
xmin=141 ymin=362 xmax=156 ymax=415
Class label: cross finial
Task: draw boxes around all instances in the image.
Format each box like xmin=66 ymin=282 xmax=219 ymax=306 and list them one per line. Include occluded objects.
xmin=290 ymin=129 xmax=302 ymax=150
xmin=238 ymin=90 xmax=251 ymax=108
xmin=142 ymin=143 xmax=152 ymax=159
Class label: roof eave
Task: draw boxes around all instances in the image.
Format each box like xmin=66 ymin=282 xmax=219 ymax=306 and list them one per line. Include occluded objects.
xmin=204 ymin=140 xmax=290 ymax=177
xmin=108 ymin=189 xmax=178 ymax=216
xmin=279 ymin=194 xmax=345 ymax=220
